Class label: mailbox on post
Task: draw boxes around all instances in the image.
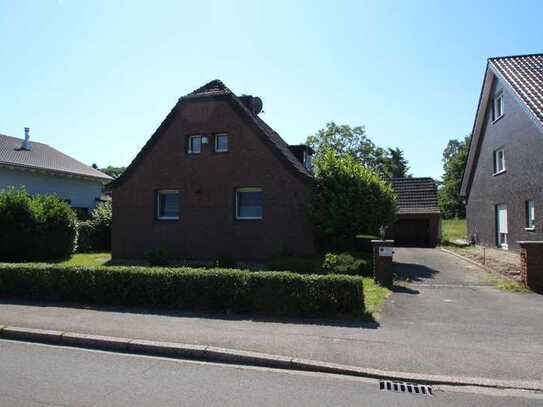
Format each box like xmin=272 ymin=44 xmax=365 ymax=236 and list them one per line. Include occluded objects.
xmin=372 ymin=240 xmax=394 ymax=287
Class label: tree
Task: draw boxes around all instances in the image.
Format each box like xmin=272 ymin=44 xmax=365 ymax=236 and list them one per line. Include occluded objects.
xmin=383 ymin=147 xmax=410 ymax=178
xmin=311 ymin=150 xmax=397 ymax=250
xmin=306 ymin=122 xmax=410 ymax=178
xmin=438 ymin=135 xmax=471 ymax=218
xmin=99 ymin=165 xmax=126 ymax=179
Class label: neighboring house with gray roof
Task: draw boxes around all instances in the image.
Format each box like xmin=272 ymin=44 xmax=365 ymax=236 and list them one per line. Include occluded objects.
xmin=0 ymin=128 xmax=112 ymax=211
xmin=387 ymin=177 xmax=441 ymax=247
xmin=461 ymin=53 xmax=543 ymax=250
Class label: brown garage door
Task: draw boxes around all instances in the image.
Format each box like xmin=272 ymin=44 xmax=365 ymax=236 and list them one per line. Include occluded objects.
xmin=391 ymin=219 xmax=430 ymax=247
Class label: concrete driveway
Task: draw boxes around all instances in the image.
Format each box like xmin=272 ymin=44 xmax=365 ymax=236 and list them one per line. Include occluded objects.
xmin=385 ymin=247 xmax=543 ymax=382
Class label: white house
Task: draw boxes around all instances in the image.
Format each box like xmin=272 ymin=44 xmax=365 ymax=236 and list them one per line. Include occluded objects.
xmin=0 ymin=128 xmax=112 ymax=211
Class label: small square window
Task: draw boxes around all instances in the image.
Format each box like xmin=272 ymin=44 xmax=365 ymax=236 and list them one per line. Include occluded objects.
xmin=494 ymin=148 xmax=505 ymax=174
xmin=492 ymin=93 xmax=504 ymax=121
xmin=236 ymin=188 xmax=263 ymax=220
xmin=215 ymin=134 xmax=229 ymax=152
xmin=526 ymin=200 xmax=536 ymax=229
xmin=188 ymin=135 xmax=202 ymax=154
xmin=157 ymin=190 xmax=179 ymax=220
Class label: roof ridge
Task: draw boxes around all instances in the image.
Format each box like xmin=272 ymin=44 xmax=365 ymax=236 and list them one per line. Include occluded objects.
xmin=489 ymin=52 xmax=543 ymax=61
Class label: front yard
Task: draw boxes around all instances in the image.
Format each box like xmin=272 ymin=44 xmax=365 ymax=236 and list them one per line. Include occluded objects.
xmin=1 ymin=250 xmax=390 ymax=320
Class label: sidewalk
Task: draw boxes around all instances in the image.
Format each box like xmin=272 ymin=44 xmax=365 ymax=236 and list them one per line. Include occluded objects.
xmin=0 ymin=248 xmax=542 ymax=386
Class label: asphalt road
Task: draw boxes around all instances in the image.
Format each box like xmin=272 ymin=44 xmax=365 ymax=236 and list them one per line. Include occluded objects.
xmin=0 ymin=340 xmax=541 ymax=407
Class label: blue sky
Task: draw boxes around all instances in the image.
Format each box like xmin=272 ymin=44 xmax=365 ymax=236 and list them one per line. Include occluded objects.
xmin=1 ymin=0 xmax=542 ymax=178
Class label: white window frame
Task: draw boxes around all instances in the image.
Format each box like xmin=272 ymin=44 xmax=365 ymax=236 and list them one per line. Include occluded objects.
xmin=215 ymin=133 xmax=229 ymax=153
xmin=526 ymin=200 xmax=536 ymax=230
xmin=493 ymin=147 xmax=506 ymax=175
xmin=235 ymin=187 xmax=263 ymax=220
xmin=157 ymin=190 xmax=180 ymax=220
xmin=188 ymin=135 xmax=202 ymax=154
xmin=492 ymin=92 xmax=504 ymax=122
xmin=496 ymin=204 xmax=508 ymax=249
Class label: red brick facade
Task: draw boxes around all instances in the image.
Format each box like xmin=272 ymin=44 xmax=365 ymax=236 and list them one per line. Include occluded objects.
xmin=111 ymin=89 xmax=316 ymax=261
xmin=518 ymin=241 xmax=543 ymax=293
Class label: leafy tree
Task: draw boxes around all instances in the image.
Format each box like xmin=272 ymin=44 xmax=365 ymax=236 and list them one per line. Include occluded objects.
xmin=99 ymin=165 xmax=126 ymax=179
xmin=438 ymin=135 xmax=471 ymax=218
xmin=311 ymin=150 xmax=397 ymax=250
xmin=384 ymin=147 xmax=410 ymax=178
xmin=306 ymin=122 xmax=410 ymax=178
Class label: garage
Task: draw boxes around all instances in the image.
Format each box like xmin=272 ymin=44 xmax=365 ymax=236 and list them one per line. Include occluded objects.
xmin=387 ymin=178 xmax=441 ymax=247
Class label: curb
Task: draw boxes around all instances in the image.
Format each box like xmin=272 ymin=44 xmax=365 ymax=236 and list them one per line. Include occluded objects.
xmin=1 ymin=325 xmax=542 ymax=392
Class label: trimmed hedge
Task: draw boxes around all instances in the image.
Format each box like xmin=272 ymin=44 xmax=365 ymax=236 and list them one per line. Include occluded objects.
xmin=0 ymin=264 xmax=364 ymax=318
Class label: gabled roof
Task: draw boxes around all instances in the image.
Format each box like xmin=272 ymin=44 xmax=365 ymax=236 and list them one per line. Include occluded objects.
xmin=390 ymin=177 xmax=440 ymax=215
xmin=461 ymin=53 xmax=543 ymax=197
xmin=0 ymin=134 xmax=112 ymax=182
xmin=109 ymin=80 xmax=312 ymax=188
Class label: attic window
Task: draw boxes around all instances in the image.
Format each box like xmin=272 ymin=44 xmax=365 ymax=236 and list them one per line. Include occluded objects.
xmin=492 ymin=92 xmax=504 ymax=122
xmin=303 ymin=151 xmax=313 ymax=172
xmin=215 ymin=134 xmax=229 ymax=152
xmin=493 ymin=148 xmax=506 ymax=175
xmin=188 ymin=135 xmax=202 ymax=154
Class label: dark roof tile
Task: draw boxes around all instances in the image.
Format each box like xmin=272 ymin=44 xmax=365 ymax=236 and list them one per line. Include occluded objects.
xmin=391 ymin=177 xmax=440 ymax=215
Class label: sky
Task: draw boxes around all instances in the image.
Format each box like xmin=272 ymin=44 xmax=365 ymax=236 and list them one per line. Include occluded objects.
xmin=1 ymin=0 xmax=542 ymax=179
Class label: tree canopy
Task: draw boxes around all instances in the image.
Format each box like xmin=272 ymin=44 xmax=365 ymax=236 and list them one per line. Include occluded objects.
xmin=99 ymin=166 xmax=126 ymax=179
xmin=438 ymin=135 xmax=471 ymax=219
xmin=311 ymin=150 xmax=397 ymax=250
xmin=306 ymin=122 xmax=410 ymax=178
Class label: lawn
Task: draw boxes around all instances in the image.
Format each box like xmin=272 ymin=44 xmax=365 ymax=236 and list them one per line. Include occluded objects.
xmin=441 ymin=218 xmax=467 ymax=243
xmin=56 ymin=252 xmax=111 ymax=267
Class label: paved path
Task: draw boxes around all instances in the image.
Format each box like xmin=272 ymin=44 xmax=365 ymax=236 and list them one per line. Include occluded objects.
xmin=0 ymin=248 xmax=542 ymax=383
xmin=1 ymin=340 xmax=540 ymax=406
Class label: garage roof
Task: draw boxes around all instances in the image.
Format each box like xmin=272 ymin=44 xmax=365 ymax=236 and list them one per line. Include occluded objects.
xmin=391 ymin=177 xmax=440 ymax=215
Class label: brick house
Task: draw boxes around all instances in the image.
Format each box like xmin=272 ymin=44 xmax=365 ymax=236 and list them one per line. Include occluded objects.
xmin=109 ymin=80 xmax=316 ymax=261
xmin=460 ymin=54 xmax=543 ymax=250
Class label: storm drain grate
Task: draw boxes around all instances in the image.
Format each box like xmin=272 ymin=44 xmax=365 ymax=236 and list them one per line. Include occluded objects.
xmin=379 ymin=380 xmax=433 ymax=396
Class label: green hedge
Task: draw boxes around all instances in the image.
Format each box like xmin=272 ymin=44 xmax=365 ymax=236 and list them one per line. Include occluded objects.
xmin=0 ymin=264 xmax=364 ymax=318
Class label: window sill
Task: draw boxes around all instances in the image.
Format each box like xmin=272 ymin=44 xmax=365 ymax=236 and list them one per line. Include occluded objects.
xmin=492 ymin=114 xmax=504 ymax=124
xmin=215 ymin=150 xmax=228 ymax=153
xmin=187 ymin=152 xmax=201 ymax=155
xmin=525 ymin=227 xmax=536 ymax=232
xmin=493 ymin=170 xmax=506 ymax=176
xmin=157 ymin=217 xmax=179 ymax=221
xmin=235 ymin=217 xmax=263 ymax=221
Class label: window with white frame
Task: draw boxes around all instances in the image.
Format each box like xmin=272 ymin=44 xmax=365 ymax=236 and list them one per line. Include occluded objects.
xmin=494 ymin=148 xmax=505 ymax=174
xmin=235 ymin=187 xmax=263 ymax=219
xmin=157 ymin=190 xmax=179 ymax=220
xmin=303 ymin=151 xmax=313 ymax=172
xmin=492 ymin=93 xmax=504 ymax=121
xmin=215 ymin=133 xmax=229 ymax=152
xmin=188 ymin=135 xmax=202 ymax=154
xmin=526 ymin=200 xmax=536 ymax=229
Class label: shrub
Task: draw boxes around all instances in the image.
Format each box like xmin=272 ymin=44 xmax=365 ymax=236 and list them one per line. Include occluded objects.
xmin=322 ymin=252 xmax=370 ymax=276
xmin=76 ymin=201 xmax=111 ymax=252
xmin=145 ymin=248 xmax=170 ymax=266
xmin=0 ymin=264 xmax=364 ymax=318
xmin=265 ymin=256 xmax=321 ymax=274
xmin=312 ymin=150 xmax=397 ymax=250
xmin=0 ymin=188 xmax=77 ymax=261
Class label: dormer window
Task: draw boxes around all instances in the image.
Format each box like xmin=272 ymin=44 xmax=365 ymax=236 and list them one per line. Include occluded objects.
xmin=188 ymin=135 xmax=202 ymax=154
xmin=492 ymin=92 xmax=504 ymax=122
xmin=303 ymin=151 xmax=313 ymax=172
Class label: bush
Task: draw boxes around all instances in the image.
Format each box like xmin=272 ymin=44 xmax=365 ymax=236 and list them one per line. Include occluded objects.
xmin=76 ymin=201 xmax=111 ymax=252
xmin=312 ymin=150 xmax=397 ymax=250
xmin=0 ymin=264 xmax=364 ymax=318
xmin=322 ymin=252 xmax=371 ymax=276
xmin=265 ymin=256 xmax=321 ymax=274
xmin=0 ymin=188 xmax=77 ymax=261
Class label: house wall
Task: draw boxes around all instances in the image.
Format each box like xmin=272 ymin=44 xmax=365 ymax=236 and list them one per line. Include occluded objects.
xmin=466 ymin=75 xmax=543 ymax=250
xmin=112 ymin=97 xmax=316 ymax=261
xmin=0 ymin=166 xmax=104 ymax=209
